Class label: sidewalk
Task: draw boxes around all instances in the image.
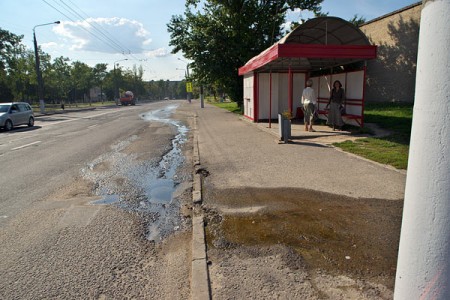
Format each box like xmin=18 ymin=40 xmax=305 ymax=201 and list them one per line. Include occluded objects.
xmin=182 ymin=101 xmax=406 ymax=299
xmin=247 ymin=118 xmax=392 ymax=146
xmin=188 ymin=102 xmax=405 ymax=200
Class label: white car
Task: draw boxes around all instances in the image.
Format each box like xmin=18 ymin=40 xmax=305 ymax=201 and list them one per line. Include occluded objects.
xmin=0 ymin=102 xmax=35 ymax=131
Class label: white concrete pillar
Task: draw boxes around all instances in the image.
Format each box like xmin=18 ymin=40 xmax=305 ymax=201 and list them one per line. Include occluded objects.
xmin=394 ymin=1 xmax=450 ymax=299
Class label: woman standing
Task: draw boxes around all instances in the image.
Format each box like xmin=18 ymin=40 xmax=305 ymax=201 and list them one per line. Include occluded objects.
xmin=326 ymin=80 xmax=345 ymax=131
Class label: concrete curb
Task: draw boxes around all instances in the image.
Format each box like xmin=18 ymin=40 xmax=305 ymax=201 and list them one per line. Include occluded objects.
xmin=190 ymin=114 xmax=211 ymax=300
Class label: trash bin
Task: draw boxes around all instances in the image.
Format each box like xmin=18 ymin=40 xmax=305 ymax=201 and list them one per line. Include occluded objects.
xmin=278 ymin=114 xmax=291 ymax=143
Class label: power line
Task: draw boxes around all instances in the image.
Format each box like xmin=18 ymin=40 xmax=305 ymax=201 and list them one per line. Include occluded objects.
xmin=41 ymin=0 xmax=128 ymax=55
xmin=61 ymin=0 xmax=148 ymax=63
xmin=60 ymin=0 xmax=131 ymax=54
xmin=41 ymin=0 xmax=153 ymax=72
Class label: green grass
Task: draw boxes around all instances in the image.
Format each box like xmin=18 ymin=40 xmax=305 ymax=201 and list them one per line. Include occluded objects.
xmin=210 ymin=101 xmax=242 ymax=114
xmin=364 ymin=102 xmax=413 ymax=136
xmin=334 ymin=102 xmax=413 ymax=169
xmin=336 ymin=135 xmax=410 ymax=169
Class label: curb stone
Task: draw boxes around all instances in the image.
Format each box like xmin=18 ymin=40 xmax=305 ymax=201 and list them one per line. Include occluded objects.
xmin=190 ymin=114 xmax=211 ymax=300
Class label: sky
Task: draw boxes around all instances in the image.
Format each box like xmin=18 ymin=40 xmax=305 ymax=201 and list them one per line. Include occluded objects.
xmin=0 ymin=0 xmax=419 ymax=81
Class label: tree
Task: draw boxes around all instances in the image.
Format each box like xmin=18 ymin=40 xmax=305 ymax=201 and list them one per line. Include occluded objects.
xmin=349 ymin=15 xmax=366 ymax=27
xmin=93 ymin=63 xmax=108 ymax=102
xmin=71 ymin=61 xmax=94 ymax=102
xmin=167 ymin=0 xmax=323 ymax=106
xmin=46 ymin=56 xmax=71 ymax=103
xmin=0 ymin=28 xmax=24 ymax=101
xmin=130 ymin=64 xmax=146 ymax=98
xmin=6 ymin=46 xmax=35 ymax=102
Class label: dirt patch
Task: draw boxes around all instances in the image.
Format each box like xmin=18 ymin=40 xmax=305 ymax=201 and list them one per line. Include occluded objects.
xmin=122 ymin=123 xmax=175 ymax=161
xmin=47 ymin=177 xmax=95 ymax=200
xmin=204 ymin=187 xmax=403 ymax=297
xmin=92 ymin=161 xmax=110 ymax=172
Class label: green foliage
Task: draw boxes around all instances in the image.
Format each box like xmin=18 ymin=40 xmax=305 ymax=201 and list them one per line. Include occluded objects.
xmin=210 ymin=101 xmax=242 ymax=114
xmin=167 ymin=0 xmax=323 ymax=105
xmin=0 ymin=26 xmax=156 ymax=104
xmin=348 ymin=15 xmax=366 ymax=27
xmin=364 ymin=102 xmax=413 ymax=136
xmin=336 ymin=136 xmax=409 ymax=169
xmin=0 ymin=28 xmax=24 ymax=100
xmin=334 ymin=102 xmax=413 ymax=169
xmin=145 ymin=80 xmax=186 ymax=100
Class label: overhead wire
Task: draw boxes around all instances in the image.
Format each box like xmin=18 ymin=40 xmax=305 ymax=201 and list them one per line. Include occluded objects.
xmin=62 ymin=0 xmax=151 ymax=64
xmin=42 ymin=0 xmax=147 ymax=61
xmin=61 ymin=0 xmax=132 ymax=55
xmin=41 ymin=0 xmax=153 ymax=75
xmin=41 ymin=0 xmax=126 ymax=55
xmin=65 ymin=0 xmax=153 ymax=67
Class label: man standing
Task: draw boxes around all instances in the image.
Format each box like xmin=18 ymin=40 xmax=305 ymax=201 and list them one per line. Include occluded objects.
xmin=301 ymin=79 xmax=317 ymax=132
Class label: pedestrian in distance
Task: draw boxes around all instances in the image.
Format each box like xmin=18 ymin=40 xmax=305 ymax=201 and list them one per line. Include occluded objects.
xmin=301 ymin=79 xmax=318 ymax=132
xmin=326 ymin=80 xmax=345 ymax=131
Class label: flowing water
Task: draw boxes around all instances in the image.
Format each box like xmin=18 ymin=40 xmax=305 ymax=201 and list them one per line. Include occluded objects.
xmin=87 ymin=104 xmax=189 ymax=241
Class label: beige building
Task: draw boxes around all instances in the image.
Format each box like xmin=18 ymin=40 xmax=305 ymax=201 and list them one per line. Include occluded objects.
xmin=360 ymin=2 xmax=422 ymax=103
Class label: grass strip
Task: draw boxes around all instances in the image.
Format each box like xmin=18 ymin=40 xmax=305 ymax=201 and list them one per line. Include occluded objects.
xmin=334 ymin=102 xmax=413 ymax=169
xmin=210 ymin=101 xmax=242 ymax=114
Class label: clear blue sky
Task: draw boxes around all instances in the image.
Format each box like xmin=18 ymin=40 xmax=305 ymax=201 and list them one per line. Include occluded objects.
xmin=0 ymin=0 xmax=418 ymax=81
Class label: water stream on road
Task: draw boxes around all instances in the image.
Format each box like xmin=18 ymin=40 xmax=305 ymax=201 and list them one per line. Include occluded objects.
xmin=137 ymin=105 xmax=189 ymax=240
xmin=87 ymin=104 xmax=189 ymax=241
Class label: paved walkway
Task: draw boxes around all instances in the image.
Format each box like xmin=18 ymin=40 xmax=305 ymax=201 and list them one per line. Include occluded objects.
xmin=182 ymin=101 xmax=406 ymax=299
xmin=185 ymin=101 xmax=406 ymax=200
xmin=247 ymin=117 xmax=392 ymax=146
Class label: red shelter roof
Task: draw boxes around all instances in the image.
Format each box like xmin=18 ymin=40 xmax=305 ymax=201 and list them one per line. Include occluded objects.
xmin=238 ymin=17 xmax=377 ymax=75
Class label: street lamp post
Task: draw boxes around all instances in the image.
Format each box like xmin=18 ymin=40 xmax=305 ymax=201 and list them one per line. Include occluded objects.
xmin=33 ymin=21 xmax=60 ymax=114
xmin=178 ymin=58 xmax=205 ymax=108
xmin=114 ymin=59 xmax=128 ymax=105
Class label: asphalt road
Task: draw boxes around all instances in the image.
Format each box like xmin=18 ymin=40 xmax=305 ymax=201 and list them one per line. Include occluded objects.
xmin=1 ymin=105 xmax=137 ymax=222
xmin=0 ymin=101 xmax=192 ymax=299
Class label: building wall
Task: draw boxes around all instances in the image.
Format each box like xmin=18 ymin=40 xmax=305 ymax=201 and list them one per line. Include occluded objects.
xmin=243 ymin=73 xmax=254 ymax=119
xmin=360 ymin=2 xmax=421 ymax=103
xmin=258 ymin=73 xmax=280 ymax=120
xmin=293 ymin=73 xmax=306 ymax=114
xmin=257 ymin=72 xmax=306 ymax=120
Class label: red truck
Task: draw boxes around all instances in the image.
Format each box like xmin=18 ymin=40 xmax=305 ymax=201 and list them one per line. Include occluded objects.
xmin=120 ymin=91 xmax=135 ymax=106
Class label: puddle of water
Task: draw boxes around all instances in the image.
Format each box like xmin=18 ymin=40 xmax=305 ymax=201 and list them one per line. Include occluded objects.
xmin=137 ymin=104 xmax=188 ymax=240
xmin=138 ymin=104 xmax=188 ymax=206
xmin=146 ymin=179 xmax=175 ymax=203
xmin=205 ymin=187 xmax=403 ymax=289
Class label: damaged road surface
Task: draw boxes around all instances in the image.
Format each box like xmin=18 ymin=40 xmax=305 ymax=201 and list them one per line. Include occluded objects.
xmin=0 ymin=101 xmax=193 ymax=299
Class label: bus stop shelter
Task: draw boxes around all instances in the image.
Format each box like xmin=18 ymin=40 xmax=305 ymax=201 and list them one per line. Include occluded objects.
xmin=238 ymin=17 xmax=377 ymax=127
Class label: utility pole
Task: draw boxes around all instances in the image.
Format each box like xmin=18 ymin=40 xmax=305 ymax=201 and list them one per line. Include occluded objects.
xmin=33 ymin=21 xmax=60 ymax=114
xmin=186 ymin=63 xmax=191 ymax=103
xmin=200 ymin=85 xmax=204 ymax=108
xmin=394 ymin=1 xmax=450 ymax=299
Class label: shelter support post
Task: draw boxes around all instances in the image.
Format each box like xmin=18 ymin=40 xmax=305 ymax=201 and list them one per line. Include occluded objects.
xmin=269 ymin=71 xmax=272 ymax=128
xmin=288 ymin=66 xmax=293 ymax=116
xmin=394 ymin=1 xmax=450 ymax=298
xmin=254 ymin=73 xmax=259 ymax=122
